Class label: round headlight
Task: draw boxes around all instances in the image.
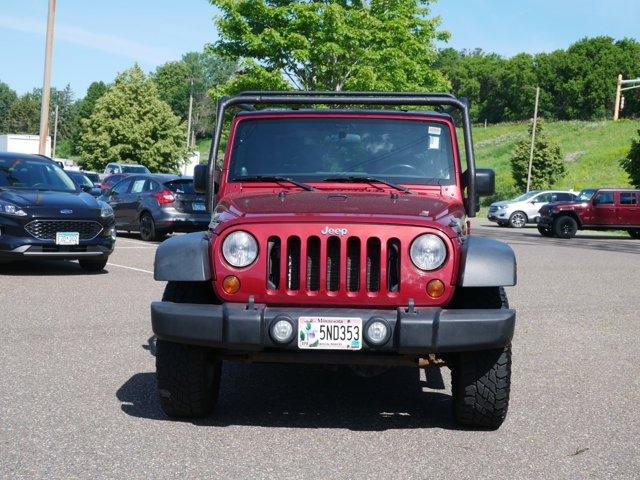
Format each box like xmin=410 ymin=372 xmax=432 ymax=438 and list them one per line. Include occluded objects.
xmin=222 ymin=231 xmax=258 ymax=268
xmin=410 ymin=234 xmax=446 ymax=271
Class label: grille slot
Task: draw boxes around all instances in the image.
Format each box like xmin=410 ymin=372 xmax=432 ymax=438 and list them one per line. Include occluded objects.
xmin=366 ymin=238 xmax=381 ymax=292
xmin=287 ymin=236 xmax=301 ymax=290
xmin=24 ymin=220 xmax=102 ymax=241
xmin=326 ymin=237 xmax=340 ymax=292
xmin=387 ymin=238 xmax=401 ymax=293
xmin=306 ymin=236 xmax=321 ymax=291
xmin=266 ymin=236 xmax=280 ymax=290
xmin=346 ymin=237 xmax=360 ymax=292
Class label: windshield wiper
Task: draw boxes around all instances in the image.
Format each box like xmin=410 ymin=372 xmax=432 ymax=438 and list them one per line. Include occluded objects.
xmin=322 ymin=175 xmax=414 ymax=194
xmin=233 ymin=175 xmax=317 ymax=191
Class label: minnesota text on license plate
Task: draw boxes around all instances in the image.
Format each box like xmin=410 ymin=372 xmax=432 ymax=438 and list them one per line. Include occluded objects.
xmin=298 ymin=317 xmax=362 ymax=350
xmin=56 ymin=232 xmax=80 ymax=245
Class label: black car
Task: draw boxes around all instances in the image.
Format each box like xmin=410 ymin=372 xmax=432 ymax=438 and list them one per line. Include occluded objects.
xmin=65 ymin=170 xmax=102 ymax=197
xmin=101 ymin=174 xmax=209 ymax=241
xmin=0 ymin=152 xmax=116 ymax=271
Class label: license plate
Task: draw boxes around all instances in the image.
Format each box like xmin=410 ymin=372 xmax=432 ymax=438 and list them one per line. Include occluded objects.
xmin=298 ymin=317 xmax=362 ymax=350
xmin=55 ymin=232 xmax=79 ymax=245
xmin=192 ymin=202 xmax=206 ymax=211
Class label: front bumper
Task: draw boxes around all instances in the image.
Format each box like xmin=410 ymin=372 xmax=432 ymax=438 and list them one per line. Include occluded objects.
xmin=537 ymin=215 xmax=553 ymax=227
xmin=151 ymin=302 xmax=515 ymax=354
xmin=487 ymin=209 xmax=508 ymax=222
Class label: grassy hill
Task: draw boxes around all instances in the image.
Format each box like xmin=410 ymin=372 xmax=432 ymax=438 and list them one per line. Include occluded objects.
xmin=197 ymin=118 xmax=640 ymax=199
xmin=473 ymin=119 xmax=639 ymax=197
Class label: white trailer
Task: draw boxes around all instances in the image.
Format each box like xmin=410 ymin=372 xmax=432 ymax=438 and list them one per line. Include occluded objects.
xmin=0 ymin=134 xmax=52 ymax=157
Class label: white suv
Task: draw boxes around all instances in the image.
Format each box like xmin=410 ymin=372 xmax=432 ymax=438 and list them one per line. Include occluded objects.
xmin=487 ymin=190 xmax=577 ymax=228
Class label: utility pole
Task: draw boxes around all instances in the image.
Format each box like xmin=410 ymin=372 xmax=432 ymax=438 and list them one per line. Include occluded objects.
xmin=614 ymin=75 xmax=640 ymax=121
xmin=38 ymin=0 xmax=56 ymax=155
xmin=526 ymin=86 xmax=540 ymax=193
xmin=186 ymin=78 xmax=194 ymax=149
xmin=52 ymin=104 xmax=59 ymax=158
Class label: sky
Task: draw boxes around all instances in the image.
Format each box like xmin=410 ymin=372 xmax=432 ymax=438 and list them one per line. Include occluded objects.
xmin=1 ymin=0 xmax=639 ymax=98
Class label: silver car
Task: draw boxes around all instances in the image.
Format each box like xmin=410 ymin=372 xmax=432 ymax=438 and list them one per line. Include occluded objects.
xmin=487 ymin=190 xmax=577 ymax=228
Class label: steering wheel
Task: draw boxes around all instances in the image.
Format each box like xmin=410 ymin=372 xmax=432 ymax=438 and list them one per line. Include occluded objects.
xmin=378 ymin=164 xmax=425 ymax=176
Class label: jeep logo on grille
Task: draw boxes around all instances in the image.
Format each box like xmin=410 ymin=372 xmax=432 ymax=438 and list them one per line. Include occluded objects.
xmin=321 ymin=226 xmax=348 ymax=236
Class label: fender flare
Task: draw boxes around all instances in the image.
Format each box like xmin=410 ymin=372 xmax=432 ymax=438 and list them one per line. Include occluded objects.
xmin=154 ymin=231 xmax=212 ymax=282
xmin=458 ymin=236 xmax=517 ymax=287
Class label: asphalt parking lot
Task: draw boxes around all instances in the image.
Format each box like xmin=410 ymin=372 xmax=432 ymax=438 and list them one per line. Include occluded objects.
xmin=1 ymin=222 xmax=639 ymax=479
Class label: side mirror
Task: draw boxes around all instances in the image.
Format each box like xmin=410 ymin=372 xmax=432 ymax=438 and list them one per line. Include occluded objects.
xmin=194 ymin=164 xmax=208 ymax=193
xmin=475 ymin=168 xmax=495 ymax=196
xmin=81 ymin=184 xmax=92 ymax=193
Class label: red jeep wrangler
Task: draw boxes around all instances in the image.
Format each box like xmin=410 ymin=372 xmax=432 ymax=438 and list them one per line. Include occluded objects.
xmin=151 ymin=92 xmax=517 ymax=429
xmin=537 ymin=188 xmax=640 ymax=239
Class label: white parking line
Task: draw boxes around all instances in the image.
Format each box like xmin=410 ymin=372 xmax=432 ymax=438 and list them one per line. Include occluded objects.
xmin=107 ymin=262 xmax=153 ymax=274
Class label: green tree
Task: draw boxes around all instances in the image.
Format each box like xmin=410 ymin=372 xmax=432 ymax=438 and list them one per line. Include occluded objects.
xmin=70 ymin=81 xmax=109 ymax=154
xmin=78 ymin=65 xmax=186 ymax=173
xmin=621 ymin=130 xmax=640 ymax=188
xmin=153 ymin=50 xmax=236 ymax=139
xmin=210 ymin=0 xmax=449 ymax=94
xmin=510 ymin=119 xmax=566 ymax=191
xmin=0 ymin=81 xmax=18 ymax=132
xmin=4 ymin=91 xmax=41 ymax=134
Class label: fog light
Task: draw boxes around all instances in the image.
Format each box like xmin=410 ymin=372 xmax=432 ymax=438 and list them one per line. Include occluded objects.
xmin=426 ymin=279 xmax=445 ymax=298
xmin=364 ymin=318 xmax=390 ymax=346
xmin=270 ymin=317 xmax=294 ymax=344
xmin=222 ymin=275 xmax=240 ymax=294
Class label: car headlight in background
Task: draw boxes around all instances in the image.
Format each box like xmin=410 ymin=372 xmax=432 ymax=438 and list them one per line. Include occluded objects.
xmin=0 ymin=202 xmax=27 ymax=216
xmin=222 ymin=230 xmax=258 ymax=268
xmin=410 ymin=234 xmax=446 ymax=271
xmin=99 ymin=201 xmax=114 ymax=218
xmin=497 ymin=205 xmax=507 ymax=210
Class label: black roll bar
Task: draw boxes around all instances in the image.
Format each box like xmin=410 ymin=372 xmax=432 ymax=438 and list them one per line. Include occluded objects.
xmin=206 ymin=91 xmax=477 ymax=216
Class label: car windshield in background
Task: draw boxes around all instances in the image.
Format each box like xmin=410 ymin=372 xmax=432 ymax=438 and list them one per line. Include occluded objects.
xmin=84 ymin=172 xmax=100 ymax=183
xmin=229 ymin=117 xmax=456 ymax=186
xmin=0 ymin=158 xmax=77 ymax=192
xmin=122 ymin=166 xmax=149 ymax=174
xmin=577 ymin=189 xmax=596 ymax=201
xmin=165 ymin=180 xmax=195 ymax=194
xmin=67 ymin=171 xmax=94 ymax=188
xmin=105 ymin=175 xmax=125 ymax=187
xmin=512 ymin=191 xmax=539 ymax=202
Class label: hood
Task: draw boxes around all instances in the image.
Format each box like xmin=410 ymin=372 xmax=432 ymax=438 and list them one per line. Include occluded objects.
xmin=218 ymin=190 xmax=460 ymax=225
xmin=0 ymin=189 xmax=101 ymax=217
xmin=490 ymin=200 xmax=511 ymax=207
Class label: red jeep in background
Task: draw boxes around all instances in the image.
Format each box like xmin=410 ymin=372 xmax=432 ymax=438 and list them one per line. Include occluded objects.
xmin=537 ymin=188 xmax=640 ymax=239
xmin=150 ymin=92 xmax=517 ymax=429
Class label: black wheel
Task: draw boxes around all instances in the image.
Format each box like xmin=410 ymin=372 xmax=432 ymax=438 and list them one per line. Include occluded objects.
xmin=628 ymin=229 xmax=640 ymax=239
xmin=537 ymin=225 xmax=554 ymax=237
xmin=139 ymin=212 xmax=165 ymax=242
xmin=553 ymin=215 xmax=578 ymax=239
xmin=448 ymin=287 xmax=511 ymax=429
xmin=156 ymin=340 xmax=221 ymax=418
xmin=508 ymin=211 xmax=527 ymax=228
xmin=156 ymin=281 xmax=222 ymax=418
xmin=79 ymin=258 xmax=108 ymax=272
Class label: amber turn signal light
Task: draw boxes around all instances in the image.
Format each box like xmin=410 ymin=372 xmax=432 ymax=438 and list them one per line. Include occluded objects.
xmin=222 ymin=275 xmax=241 ymax=294
xmin=426 ymin=279 xmax=445 ymax=299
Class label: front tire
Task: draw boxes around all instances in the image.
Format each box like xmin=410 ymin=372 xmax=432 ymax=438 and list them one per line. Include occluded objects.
xmin=553 ymin=215 xmax=578 ymax=239
xmin=537 ymin=225 xmax=554 ymax=237
xmin=156 ymin=281 xmax=221 ymax=418
xmin=508 ymin=211 xmax=527 ymax=228
xmin=449 ymin=287 xmax=512 ymax=429
xmin=79 ymin=258 xmax=108 ymax=272
xmin=139 ymin=212 xmax=165 ymax=242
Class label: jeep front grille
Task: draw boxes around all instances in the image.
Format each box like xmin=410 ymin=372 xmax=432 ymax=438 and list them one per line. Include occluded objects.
xmin=266 ymin=234 xmax=400 ymax=294
xmin=24 ymin=220 xmax=103 ymax=241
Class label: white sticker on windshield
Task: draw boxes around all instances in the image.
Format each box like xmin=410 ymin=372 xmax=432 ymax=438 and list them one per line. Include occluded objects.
xmin=428 ymin=135 xmax=440 ymax=149
xmin=428 ymin=126 xmax=442 ymax=135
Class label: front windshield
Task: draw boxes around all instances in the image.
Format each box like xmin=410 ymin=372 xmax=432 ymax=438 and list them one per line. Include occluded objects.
xmin=229 ymin=117 xmax=456 ymax=186
xmin=122 ymin=165 xmax=149 ymax=174
xmin=577 ymin=189 xmax=596 ymax=201
xmin=0 ymin=157 xmax=77 ymax=192
xmin=68 ymin=172 xmax=94 ymax=188
xmin=512 ymin=191 xmax=539 ymax=201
